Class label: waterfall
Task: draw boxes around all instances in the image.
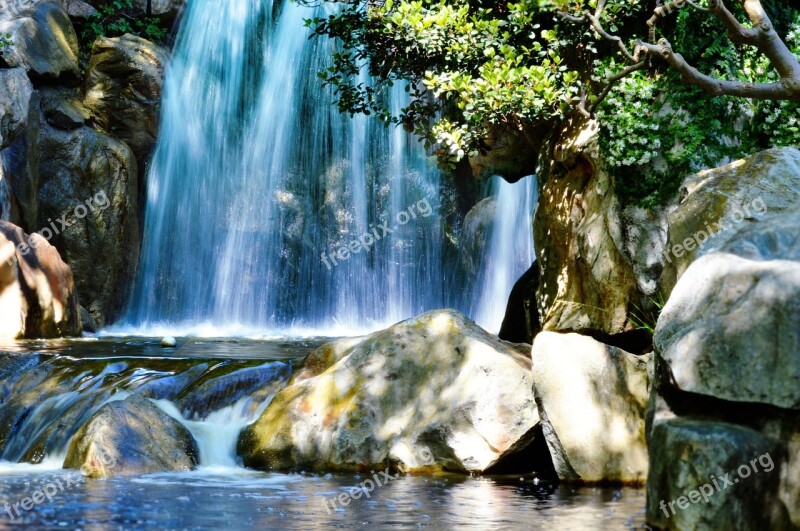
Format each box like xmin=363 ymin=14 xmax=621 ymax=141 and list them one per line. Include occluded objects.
xmin=117 ymin=0 xmax=537 ymax=336
xmin=472 ymin=175 xmax=538 ymax=332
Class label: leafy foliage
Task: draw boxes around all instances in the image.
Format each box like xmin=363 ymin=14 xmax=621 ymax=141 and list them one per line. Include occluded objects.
xmin=0 ymin=32 xmax=11 ymax=52
xmin=304 ymin=0 xmax=800 ymax=206
xmin=75 ymin=0 xmax=169 ymax=53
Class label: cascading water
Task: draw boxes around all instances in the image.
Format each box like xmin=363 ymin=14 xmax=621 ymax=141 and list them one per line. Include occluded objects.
xmin=119 ymin=0 xmax=537 ymax=336
xmin=0 ymin=354 xmax=292 ymax=469
xmin=471 ymin=175 xmax=538 ymax=332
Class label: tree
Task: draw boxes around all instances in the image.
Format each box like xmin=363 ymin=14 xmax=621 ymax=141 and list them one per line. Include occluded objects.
xmin=561 ymin=0 xmax=800 ymax=117
xmin=303 ymin=1 xmax=800 ymax=204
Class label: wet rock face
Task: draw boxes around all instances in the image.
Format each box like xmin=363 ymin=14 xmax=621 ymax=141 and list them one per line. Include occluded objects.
xmin=26 ymin=90 xmax=139 ymax=327
xmin=0 ymin=2 xmax=80 ymax=84
xmin=0 ymin=68 xmax=33 ymax=151
xmin=0 ymin=220 xmax=81 ymax=339
xmin=532 ymin=332 xmax=651 ymax=484
xmin=82 ymin=34 xmax=169 ymax=182
xmin=64 ymin=394 xmax=199 ymax=478
xmin=648 ymin=208 xmax=800 ymax=529
xmin=238 ymin=310 xmax=542 ymax=474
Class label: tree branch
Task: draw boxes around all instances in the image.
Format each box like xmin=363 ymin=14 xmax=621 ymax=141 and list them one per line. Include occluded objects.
xmin=637 ymin=39 xmax=800 ymax=101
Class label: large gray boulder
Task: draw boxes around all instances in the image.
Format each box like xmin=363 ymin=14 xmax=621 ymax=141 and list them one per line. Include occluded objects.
xmin=647 ymin=419 xmax=791 ymax=530
xmin=649 ymin=208 xmax=800 ymax=529
xmin=655 ymin=210 xmax=800 ymax=410
xmin=0 ymin=68 xmax=33 ymax=150
xmin=239 ymin=310 xmax=541 ymax=474
xmin=661 ymin=147 xmax=800 ymax=294
xmin=0 ymin=1 xmax=80 ymax=83
xmin=64 ymin=394 xmax=199 ymax=478
xmin=26 ymin=90 xmax=139 ymax=326
xmin=0 ymin=221 xmax=80 ymax=339
xmin=532 ymin=331 xmax=651 ymax=483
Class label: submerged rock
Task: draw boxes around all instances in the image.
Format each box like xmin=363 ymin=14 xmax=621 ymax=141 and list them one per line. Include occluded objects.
xmin=176 ymin=361 xmax=292 ymax=419
xmin=532 ymin=332 xmax=651 ymax=484
xmin=64 ymin=394 xmax=199 ymax=478
xmin=0 ymin=221 xmax=81 ymax=339
xmin=238 ymin=310 xmax=541 ymax=474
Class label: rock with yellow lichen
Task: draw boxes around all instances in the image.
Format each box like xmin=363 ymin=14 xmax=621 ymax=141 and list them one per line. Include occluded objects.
xmin=238 ymin=310 xmax=543 ymax=474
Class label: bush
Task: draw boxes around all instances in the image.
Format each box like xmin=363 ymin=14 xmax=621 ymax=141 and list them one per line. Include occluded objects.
xmin=75 ymin=0 xmax=170 ymax=53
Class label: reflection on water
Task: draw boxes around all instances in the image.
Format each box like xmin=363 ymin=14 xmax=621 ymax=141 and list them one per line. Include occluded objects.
xmin=0 ymin=468 xmax=646 ymax=530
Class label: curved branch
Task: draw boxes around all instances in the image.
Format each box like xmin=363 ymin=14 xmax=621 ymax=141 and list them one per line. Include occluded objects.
xmin=637 ymin=39 xmax=800 ymax=101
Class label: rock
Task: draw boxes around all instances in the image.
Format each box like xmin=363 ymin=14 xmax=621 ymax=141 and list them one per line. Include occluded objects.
xmin=64 ymin=0 xmax=96 ymax=17
xmin=116 ymin=0 xmax=185 ymax=22
xmin=655 ymin=211 xmax=800 ymax=410
xmin=0 ymin=220 xmax=81 ymax=339
xmin=646 ymin=419 xmax=791 ymax=530
xmin=64 ymin=394 xmax=199 ymax=478
xmin=648 ymin=207 xmax=800 ymax=529
xmin=459 ymin=196 xmax=496 ymax=276
xmin=82 ymin=34 xmax=169 ymax=177
xmin=78 ymin=305 xmax=96 ymax=332
xmin=41 ymin=92 xmax=88 ymax=130
xmin=0 ymin=2 xmax=80 ymax=83
xmin=238 ymin=310 xmax=542 ymax=474
xmin=160 ymin=336 xmax=176 ymax=348
xmin=176 ymin=361 xmax=291 ymax=419
xmin=661 ymin=147 xmax=800 ymax=294
xmin=467 ymin=122 xmax=543 ymax=183
xmin=0 ymin=68 xmax=33 ymax=150
xmin=534 ymin=118 xmax=669 ymax=345
xmin=498 ymin=260 xmax=541 ymax=344
xmin=26 ymin=90 xmax=139 ymax=326
xmin=531 ymin=331 xmax=651 ymax=483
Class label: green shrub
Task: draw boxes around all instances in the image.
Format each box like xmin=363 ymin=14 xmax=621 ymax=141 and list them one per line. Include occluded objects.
xmin=75 ymin=0 xmax=169 ymax=53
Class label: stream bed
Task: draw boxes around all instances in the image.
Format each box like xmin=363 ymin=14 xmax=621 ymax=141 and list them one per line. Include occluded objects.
xmin=0 ymin=339 xmax=647 ymax=530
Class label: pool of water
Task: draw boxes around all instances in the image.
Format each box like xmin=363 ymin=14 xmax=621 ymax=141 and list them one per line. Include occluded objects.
xmin=0 ymin=337 xmax=330 ymax=360
xmin=0 ymin=466 xmax=646 ymax=530
xmin=0 ymin=339 xmax=647 ymax=529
